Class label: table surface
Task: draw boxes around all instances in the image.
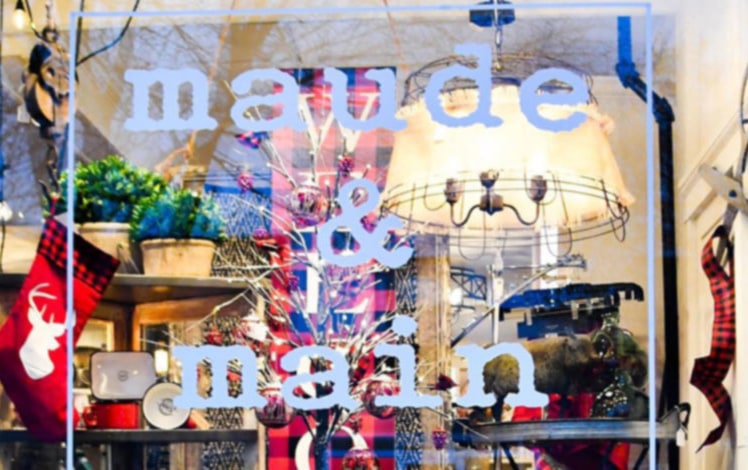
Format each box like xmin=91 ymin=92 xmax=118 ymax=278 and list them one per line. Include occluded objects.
xmin=0 ymin=429 xmax=259 ymax=444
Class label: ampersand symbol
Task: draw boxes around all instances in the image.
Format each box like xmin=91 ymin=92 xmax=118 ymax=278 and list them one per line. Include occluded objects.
xmin=318 ymin=179 xmax=413 ymax=268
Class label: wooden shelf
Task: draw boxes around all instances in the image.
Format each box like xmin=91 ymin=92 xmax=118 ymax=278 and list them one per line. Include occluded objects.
xmin=0 ymin=273 xmax=249 ymax=304
xmin=0 ymin=429 xmax=258 ymax=444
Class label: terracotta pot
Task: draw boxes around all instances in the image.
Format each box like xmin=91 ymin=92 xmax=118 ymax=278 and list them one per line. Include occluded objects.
xmin=140 ymin=238 xmax=216 ymax=277
xmin=79 ymin=222 xmax=138 ymax=273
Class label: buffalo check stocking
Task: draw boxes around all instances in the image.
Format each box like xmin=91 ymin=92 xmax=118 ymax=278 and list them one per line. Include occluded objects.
xmin=0 ymin=219 xmax=118 ymax=441
xmin=689 ymin=226 xmax=735 ymax=450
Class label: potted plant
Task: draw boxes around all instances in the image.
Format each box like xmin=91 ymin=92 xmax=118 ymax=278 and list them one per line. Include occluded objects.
xmin=53 ymin=155 xmax=167 ymax=271
xmin=130 ymin=187 xmax=227 ymax=277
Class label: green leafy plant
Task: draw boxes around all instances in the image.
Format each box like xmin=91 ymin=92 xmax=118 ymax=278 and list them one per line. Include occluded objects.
xmin=130 ymin=187 xmax=227 ymax=243
xmin=51 ymin=155 xmax=167 ymax=223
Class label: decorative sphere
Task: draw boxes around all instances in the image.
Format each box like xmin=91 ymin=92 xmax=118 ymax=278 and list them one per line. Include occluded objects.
xmin=256 ymin=385 xmax=295 ymax=429
xmin=362 ymin=377 xmax=398 ymax=419
xmin=205 ymin=326 xmax=223 ymax=345
xmin=285 ymin=183 xmax=329 ymax=227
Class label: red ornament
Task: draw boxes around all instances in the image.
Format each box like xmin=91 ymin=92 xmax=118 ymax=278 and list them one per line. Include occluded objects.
xmin=362 ymin=377 xmax=398 ymax=419
xmin=236 ymin=171 xmax=254 ymax=192
xmin=342 ymin=448 xmax=379 ymax=470
xmin=256 ymin=385 xmax=295 ymax=429
xmin=433 ymin=373 xmax=458 ymax=391
xmin=350 ymin=351 xmax=375 ymax=385
xmin=205 ymin=326 xmax=223 ymax=345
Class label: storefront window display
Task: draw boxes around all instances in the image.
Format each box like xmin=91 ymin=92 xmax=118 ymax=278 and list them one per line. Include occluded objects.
xmin=6 ymin=1 xmax=745 ymax=469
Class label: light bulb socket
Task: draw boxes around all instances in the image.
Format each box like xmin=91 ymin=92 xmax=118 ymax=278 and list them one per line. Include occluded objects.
xmin=528 ymin=175 xmax=548 ymax=202
xmin=480 ymin=192 xmax=504 ymax=215
xmin=479 ymin=171 xmax=498 ymax=189
xmin=444 ymin=178 xmax=463 ymax=204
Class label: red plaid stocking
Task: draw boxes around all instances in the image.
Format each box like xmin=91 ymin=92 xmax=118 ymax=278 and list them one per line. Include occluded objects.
xmin=689 ymin=226 xmax=735 ymax=450
xmin=0 ymin=219 xmax=118 ymax=441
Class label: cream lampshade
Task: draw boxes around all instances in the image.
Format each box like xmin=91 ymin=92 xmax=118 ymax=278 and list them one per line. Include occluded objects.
xmin=382 ymin=83 xmax=634 ymax=249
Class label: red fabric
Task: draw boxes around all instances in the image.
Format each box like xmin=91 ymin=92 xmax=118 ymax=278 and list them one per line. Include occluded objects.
xmin=690 ymin=226 xmax=735 ymax=450
xmin=0 ymin=219 xmax=118 ymax=441
xmin=513 ymin=394 xmax=630 ymax=470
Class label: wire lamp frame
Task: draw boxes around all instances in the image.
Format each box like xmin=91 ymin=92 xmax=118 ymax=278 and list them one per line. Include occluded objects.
xmin=381 ymin=4 xmax=633 ymax=259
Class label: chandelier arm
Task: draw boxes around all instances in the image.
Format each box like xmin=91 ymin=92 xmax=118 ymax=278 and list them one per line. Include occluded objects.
xmin=449 ymin=203 xmax=483 ymax=228
xmin=542 ymin=223 xmax=574 ymax=258
xmin=421 ymin=182 xmax=448 ymax=211
xmin=502 ymin=202 xmax=541 ymax=226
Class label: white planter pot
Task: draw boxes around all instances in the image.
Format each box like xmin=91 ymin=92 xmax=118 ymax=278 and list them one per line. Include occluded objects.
xmin=140 ymin=238 xmax=216 ymax=277
xmin=79 ymin=222 xmax=138 ymax=273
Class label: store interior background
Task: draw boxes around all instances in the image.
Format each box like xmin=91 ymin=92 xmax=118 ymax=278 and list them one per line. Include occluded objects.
xmin=0 ymin=1 xmax=743 ymax=469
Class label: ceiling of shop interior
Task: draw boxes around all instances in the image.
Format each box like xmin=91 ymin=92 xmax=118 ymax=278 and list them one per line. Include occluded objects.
xmin=0 ymin=4 xmax=673 ymax=312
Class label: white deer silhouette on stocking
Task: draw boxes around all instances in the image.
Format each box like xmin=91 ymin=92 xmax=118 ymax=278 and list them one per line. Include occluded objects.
xmin=19 ymin=283 xmax=66 ymax=380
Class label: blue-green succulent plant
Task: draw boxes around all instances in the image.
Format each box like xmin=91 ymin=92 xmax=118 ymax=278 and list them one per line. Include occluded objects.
xmin=130 ymin=187 xmax=227 ymax=243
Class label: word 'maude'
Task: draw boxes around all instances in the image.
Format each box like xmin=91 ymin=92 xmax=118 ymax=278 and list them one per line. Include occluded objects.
xmin=124 ymin=43 xmax=588 ymax=134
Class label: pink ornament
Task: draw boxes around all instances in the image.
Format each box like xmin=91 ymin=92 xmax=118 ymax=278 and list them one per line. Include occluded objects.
xmin=256 ymin=385 xmax=295 ymax=429
xmin=252 ymin=228 xmax=271 ymax=240
xmin=337 ymin=154 xmax=355 ymax=178
xmin=362 ymin=377 xmax=398 ymax=420
xmin=236 ymin=171 xmax=254 ymax=192
xmin=287 ymin=274 xmax=300 ymax=291
xmin=360 ymin=213 xmax=377 ymax=233
xmin=432 ymin=427 xmax=449 ymax=450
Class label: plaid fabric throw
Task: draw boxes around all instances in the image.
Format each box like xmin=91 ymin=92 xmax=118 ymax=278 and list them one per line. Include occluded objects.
xmin=689 ymin=225 xmax=735 ymax=450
